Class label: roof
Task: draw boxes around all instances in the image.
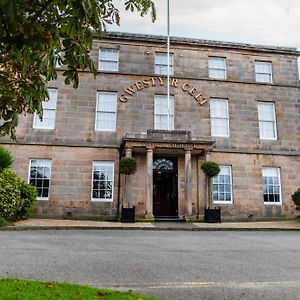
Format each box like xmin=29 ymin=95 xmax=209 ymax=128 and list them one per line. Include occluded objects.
xmin=102 ymin=31 xmax=300 ymax=56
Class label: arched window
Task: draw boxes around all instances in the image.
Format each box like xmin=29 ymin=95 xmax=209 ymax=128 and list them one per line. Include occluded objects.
xmin=153 ymin=158 xmax=176 ymax=171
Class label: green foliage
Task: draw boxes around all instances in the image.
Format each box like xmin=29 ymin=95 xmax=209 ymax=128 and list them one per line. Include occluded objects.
xmin=19 ymin=182 xmax=38 ymax=219
xmin=292 ymin=188 xmax=300 ymax=210
xmin=0 ymin=279 xmax=158 ymax=300
xmin=0 ymin=146 xmax=14 ymax=171
xmin=0 ymin=169 xmax=24 ymax=219
xmin=0 ymin=0 xmax=156 ymax=139
xmin=201 ymin=161 xmax=220 ymax=178
xmin=119 ymin=157 xmax=137 ymax=175
xmin=0 ymin=169 xmax=37 ymax=220
xmin=0 ymin=216 xmax=7 ymax=228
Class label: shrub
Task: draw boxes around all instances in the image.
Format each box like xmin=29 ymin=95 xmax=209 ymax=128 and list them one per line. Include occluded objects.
xmin=0 ymin=216 xmax=7 ymax=228
xmin=119 ymin=157 xmax=137 ymax=175
xmin=18 ymin=182 xmax=38 ymax=219
xmin=0 ymin=147 xmax=14 ymax=171
xmin=292 ymin=188 xmax=300 ymax=210
xmin=0 ymin=169 xmax=24 ymax=219
xmin=0 ymin=169 xmax=37 ymax=220
xmin=201 ymin=161 xmax=220 ymax=177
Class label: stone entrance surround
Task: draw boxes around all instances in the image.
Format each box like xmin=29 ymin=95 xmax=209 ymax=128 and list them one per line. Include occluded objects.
xmin=122 ymin=130 xmax=215 ymax=219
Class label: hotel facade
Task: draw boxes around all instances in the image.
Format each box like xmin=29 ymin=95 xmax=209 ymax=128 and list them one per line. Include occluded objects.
xmin=3 ymin=32 xmax=300 ymax=220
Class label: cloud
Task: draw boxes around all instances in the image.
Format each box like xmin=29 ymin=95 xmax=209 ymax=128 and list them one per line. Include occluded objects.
xmin=110 ymin=0 xmax=300 ymax=49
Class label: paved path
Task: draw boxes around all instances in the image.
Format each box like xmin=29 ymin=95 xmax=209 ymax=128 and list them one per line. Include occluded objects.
xmin=3 ymin=218 xmax=300 ymax=231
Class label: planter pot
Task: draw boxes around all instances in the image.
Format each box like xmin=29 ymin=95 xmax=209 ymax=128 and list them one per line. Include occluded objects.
xmin=121 ymin=206 xmax=135 ymax=223
xmin=204 ymin=207 xmax=221 ymax=223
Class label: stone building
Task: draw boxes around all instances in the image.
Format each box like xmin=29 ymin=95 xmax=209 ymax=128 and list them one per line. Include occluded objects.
xmin=2 ymin=32 xmax=300 ymax=220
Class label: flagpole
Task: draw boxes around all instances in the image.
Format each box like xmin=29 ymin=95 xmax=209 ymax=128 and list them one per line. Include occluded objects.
xmin=167 ymin=0 xmax=170 ymax=130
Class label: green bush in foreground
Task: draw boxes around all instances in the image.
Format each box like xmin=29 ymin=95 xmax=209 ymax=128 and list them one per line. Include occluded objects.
xmin=18 ymin=182 xmax=38 ymax=219
xmin=0 ymin=279 xmax=158 ymax=300
xmin=0 ymin=216 xmax=7 ymax=228
xmin=0 ymin=169 xmax=37 ymax=220
xmin=0 ymin=146 xmax=14 ymax=171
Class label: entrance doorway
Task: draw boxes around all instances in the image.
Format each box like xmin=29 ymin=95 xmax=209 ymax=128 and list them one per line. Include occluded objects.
xmin=153 ymin=157 xmax=178 ymax=217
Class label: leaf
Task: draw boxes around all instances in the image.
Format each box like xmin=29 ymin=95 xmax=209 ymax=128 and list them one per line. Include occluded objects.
xmin=0 ymin=0 xmax=17 ymax=26
xmin=0 ymin=0 xmax=156 ymax=139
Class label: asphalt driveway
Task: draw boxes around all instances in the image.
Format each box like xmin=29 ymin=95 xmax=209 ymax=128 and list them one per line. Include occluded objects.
xmin=1 ymin=230 xmax=300 ymax=299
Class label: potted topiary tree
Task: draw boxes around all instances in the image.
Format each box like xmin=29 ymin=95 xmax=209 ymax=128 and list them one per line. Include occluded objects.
xmin=292 ymin=188 xmax=300 ymax=217
xmin=119 ymin=157 xmax=137 ymax=223
xmin=201 ymin=161 xmax=221 ymax=223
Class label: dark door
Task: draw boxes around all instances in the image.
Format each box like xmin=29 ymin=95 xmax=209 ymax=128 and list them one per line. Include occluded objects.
xmin=153 ymin=158 xmax=178 ymax=217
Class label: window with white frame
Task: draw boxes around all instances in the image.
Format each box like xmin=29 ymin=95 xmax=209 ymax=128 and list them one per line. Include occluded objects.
xmin=262 ymin=167 xmax=281 ymax=204
xmin=155 ymin=52 xmax=174 ymax=75
xmin=154 ymin=95 xmax=174 ymax=130
xmin=208 ymin=57 xmax=227 ymax=79
xmin=33 ymin=89 xmax=57 ymax=129
xmin=92 ymin=161 xmax=114 ymax=201
xmin=213 ymin=165 xmax=233 ymax=203
xmin=210 ymin=98 xmax=230 ymax=137
xmin=29 ymin=159 xmax=52 ymax=200
xmin=255 ymin=61 xmax=272 ymax=83
xmin=98 ymin=48 xmax=119 ymax=72
xmin=95 ymin=92 xmax=117 ymax=131
xmin=257 ymin=102 xmax=277 ymax=140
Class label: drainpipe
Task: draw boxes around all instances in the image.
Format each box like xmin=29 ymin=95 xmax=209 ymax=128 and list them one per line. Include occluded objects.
xmin=167 ymin=0 xmax=170 ymax=130
xmin=116 ymin=145 xmax=124 ymax=221
xmin=196 ymin=155 xmax=200 ymax=219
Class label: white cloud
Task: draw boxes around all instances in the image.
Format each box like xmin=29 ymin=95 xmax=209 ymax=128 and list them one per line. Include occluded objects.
xmin=110 ymin=0 xmax=300 ymax=49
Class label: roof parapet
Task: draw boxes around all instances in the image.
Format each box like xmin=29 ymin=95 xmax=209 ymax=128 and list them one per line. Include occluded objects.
xmin=100 ymin=31 xmax=300 ymax=56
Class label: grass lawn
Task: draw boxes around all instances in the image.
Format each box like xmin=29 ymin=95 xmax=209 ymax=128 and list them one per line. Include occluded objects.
xmin=0 ymin=279 xmax=158 ymax=300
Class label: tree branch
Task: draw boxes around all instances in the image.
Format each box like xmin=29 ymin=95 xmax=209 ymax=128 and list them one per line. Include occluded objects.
xmin=31 ymin=0 xmax=55 ymax=24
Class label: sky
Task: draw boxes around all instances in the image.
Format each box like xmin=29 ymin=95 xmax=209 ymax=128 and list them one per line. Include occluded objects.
xmin=109 ymin=0 xmax=300 ymax=54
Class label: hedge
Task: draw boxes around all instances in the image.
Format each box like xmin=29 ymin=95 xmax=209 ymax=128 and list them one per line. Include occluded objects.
xmin=0 ymin=169 xmax=37 ymax=220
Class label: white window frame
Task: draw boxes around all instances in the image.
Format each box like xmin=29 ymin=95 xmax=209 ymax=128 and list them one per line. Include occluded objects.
xmin=213 ymin=165 xmax=233 ymax=204
xmin=95 ymin=92 xmax=117 ymax=132
xmin=98 ymin=48 xmax=119 ymax=72
xmin=154 ymin=95 xmax=174 ymax=130
xmin=33 ymin=89 xmax=57 ymax=129
xmin=262 ymin=167 xmax=282 ymax=205
xmin=210 ymin=98 xmax=230 ymax=137
xmin=155 ymin=52 xmax=174 ymax=75
xmin=28 ymin=159 xmax=52 ymax=201
xmin=91 ymin=161 xmax=114 ymax=202
xmin=208 ymin=57 xmax=227 ymax=79
xmin=255 ymin=61 xmax=273 ymax=83
xmin=257 ymin=102 xmax=277 ymax=140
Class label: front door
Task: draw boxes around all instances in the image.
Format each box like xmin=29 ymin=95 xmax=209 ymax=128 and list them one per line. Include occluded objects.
xmin=153 ymin=157 xmax=178 ymax=217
